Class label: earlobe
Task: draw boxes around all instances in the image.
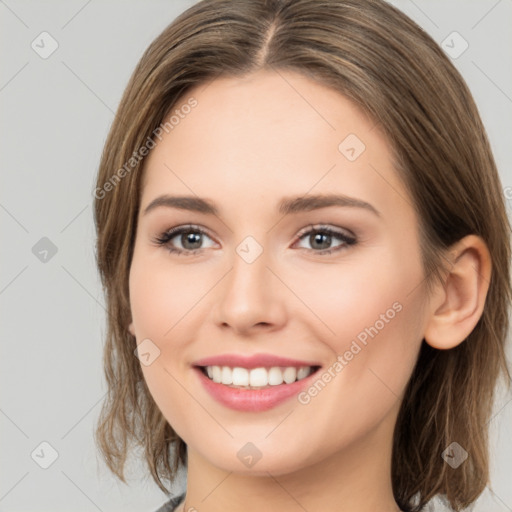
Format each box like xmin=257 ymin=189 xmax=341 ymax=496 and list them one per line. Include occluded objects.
xmin=423 ymin=235 xmax=491 ymax=350
xmin=128 ymin=321 xmax=135 ymax=337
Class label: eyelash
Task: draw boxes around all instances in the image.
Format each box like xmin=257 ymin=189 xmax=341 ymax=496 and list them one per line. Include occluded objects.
xmin=153 ymin=224 xmax=357 ymax=257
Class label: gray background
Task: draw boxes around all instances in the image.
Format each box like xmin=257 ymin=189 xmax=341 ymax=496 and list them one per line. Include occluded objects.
xmin=1 ymin=1 xmax=511 ymax=511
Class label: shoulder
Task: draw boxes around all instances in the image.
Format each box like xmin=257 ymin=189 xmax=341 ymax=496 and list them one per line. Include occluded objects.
xmin=153 ymin=492 xmax=185 ymax=512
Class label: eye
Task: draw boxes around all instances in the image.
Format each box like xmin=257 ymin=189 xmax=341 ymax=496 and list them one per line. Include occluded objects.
xmin=153 ymin=225 xmax=216 ymax=256
xmin=153 ymin=223 xmax=357 ymax=256
xmin=293 ymin=225 xmax=357 ymax=254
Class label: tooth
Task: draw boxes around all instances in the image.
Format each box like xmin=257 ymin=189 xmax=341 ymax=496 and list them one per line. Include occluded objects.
xmin=205 ymin=365 xmax=315 ymax=386
xmin=297 ymin=366 xmax=311 ymax=380
xmin=268 ymin=367 xmax=284 ymax=385
xmin=221 ymin=366 xmax=233 ymax=385
xmin=232 ymin=367 xmax=249 ymax=386
xmin=283 ymin=367 xmax=297 ymax=384
xmin=249 ymin=367 xmax=268 ymax=387
xmin=212 ymin=366 xmax=222 ymax=383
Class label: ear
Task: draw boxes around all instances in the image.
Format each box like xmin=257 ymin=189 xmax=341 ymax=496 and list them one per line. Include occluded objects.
xmin=128 ymin=321 xmax=135 ymax=337
xmin=423 ymin=234 xmax=491 ymax=350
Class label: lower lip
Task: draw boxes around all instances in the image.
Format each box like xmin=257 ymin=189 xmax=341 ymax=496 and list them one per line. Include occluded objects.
xmin=194 ymin=367 xmax=318 ymax=412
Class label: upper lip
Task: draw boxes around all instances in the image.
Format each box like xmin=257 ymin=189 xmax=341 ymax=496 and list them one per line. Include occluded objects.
xmin=193 ymin=353 xmax=321 ymax=369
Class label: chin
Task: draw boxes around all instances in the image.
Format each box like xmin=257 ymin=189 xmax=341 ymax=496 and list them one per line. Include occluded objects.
xmin=191 ymin=435 xmax=324 ymax=477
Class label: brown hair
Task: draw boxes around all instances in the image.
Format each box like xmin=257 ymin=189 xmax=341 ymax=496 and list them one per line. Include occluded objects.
xmin=93 ymin=0 xmax=511 ymax=510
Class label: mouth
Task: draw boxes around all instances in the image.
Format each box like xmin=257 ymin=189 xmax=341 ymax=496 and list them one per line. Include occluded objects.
xmin=191 ymin=354 xmax=322 ymax=412
xmin=197 ymin=364 xmax=321 ymax=389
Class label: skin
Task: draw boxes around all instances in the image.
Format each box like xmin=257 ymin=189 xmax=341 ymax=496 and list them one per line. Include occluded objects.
xmin=127 ymin=69 xmax=491 ymax=512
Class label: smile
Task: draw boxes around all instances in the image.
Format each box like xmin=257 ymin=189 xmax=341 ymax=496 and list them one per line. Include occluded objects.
xmin=201 ymin=365 xmax=316 ymax=388
xmin=192 ymin=353 xmax=322 ymax=411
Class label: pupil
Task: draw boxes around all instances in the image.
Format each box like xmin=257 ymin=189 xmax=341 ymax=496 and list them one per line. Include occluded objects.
xmin=312 ymin=232 xmax=331 ymax=250
xmin=183 ymin=232 xmax=202 ymax=250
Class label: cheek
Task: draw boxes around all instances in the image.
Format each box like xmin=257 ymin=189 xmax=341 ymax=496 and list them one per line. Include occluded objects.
xmin=291 ymin=251 xmax=414 ymax=346
xmin=129 ymin=252 xmax=207 ymax=340
xmin=128 ymin=262 xmax=192 ymax=438
xmin=293 ymin=248 xmax=424 ymax=395
xmin=290 ymin=270 xmax=424 ymax=458
xmin=128 ymin=252 xmax=218 ymax=436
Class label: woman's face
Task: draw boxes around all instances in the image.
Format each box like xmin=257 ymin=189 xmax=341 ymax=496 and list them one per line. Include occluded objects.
xmin=128 ymin=69 xmax=429 ymax=475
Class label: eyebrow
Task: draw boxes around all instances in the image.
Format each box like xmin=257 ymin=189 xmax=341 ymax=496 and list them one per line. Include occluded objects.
xmin=142 ymin=193 xmax=380 ymax=217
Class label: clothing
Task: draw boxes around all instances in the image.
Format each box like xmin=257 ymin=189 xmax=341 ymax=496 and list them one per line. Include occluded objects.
xmin=154 ymin=492 xmax=186 ymax=512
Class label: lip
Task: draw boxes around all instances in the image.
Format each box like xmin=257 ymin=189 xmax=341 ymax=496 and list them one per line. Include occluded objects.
xmin=192 ymin=353 xmax=321 ymax=412
xmin=193 ymin=353 xmax=320 ymax=369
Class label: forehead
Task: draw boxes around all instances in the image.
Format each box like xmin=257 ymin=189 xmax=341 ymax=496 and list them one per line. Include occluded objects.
xmin=140 ymin=69 xmax=411 ymax=223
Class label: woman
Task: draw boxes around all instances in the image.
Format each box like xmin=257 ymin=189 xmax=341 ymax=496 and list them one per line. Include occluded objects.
xmin=93 ymin=1 xmax=511 ymax=511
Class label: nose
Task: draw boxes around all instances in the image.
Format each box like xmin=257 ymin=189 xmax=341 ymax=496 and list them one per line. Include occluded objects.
xmin=213 ymin=240 xmax=287 ymax=336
